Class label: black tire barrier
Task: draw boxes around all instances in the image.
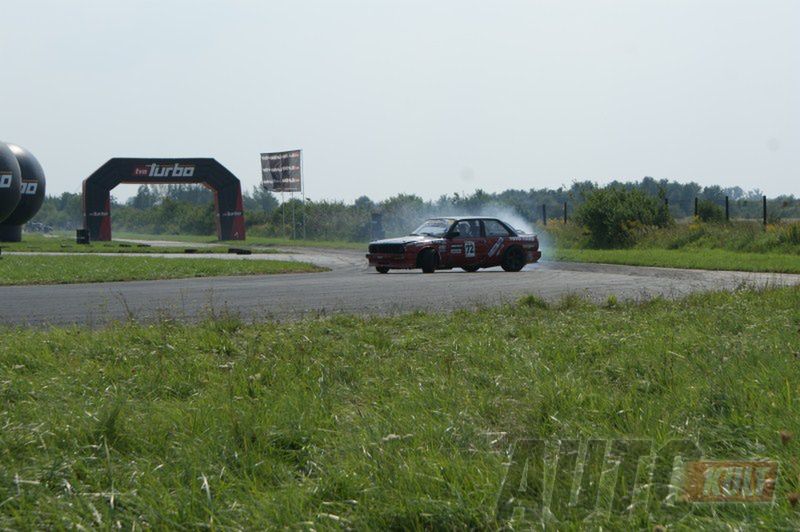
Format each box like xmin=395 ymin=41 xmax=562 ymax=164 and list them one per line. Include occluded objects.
xmin=0 ymin=142 xmax=47 ymax=242
xmin=0 ymin=142 xmax=22 ymax=226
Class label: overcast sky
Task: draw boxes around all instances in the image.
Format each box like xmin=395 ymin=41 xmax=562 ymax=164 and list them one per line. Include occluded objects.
xmin=2 ymin=0 xmax=798 ymax=201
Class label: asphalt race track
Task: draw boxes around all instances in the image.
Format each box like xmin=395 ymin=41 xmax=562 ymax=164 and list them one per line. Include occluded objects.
xmin=2 ymin=247 xmax=800 ymax=327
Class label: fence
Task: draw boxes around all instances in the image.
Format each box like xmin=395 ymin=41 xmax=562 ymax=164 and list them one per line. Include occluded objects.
xmin=538 ymin=195 xmax=797 ymax=226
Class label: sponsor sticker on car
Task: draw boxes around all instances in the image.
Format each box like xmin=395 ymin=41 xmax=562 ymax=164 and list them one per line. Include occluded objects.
xmin=488 ymin=237 xmax=504 ymax=257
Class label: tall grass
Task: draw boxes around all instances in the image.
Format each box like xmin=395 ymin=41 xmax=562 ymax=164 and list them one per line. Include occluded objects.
xmin=547 ymin=220 xmax=800 ymax=255
xmin=1 ymin=287 xmax=799 ymax=528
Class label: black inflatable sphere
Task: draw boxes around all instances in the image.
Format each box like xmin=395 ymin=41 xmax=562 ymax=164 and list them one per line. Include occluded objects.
xmin=0 ymin=142 xmax=22 ymax=224
xmin=1 ymin=143 xmax=46 ymax=227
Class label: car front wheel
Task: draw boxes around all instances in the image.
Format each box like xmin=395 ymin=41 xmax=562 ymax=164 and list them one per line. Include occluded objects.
xmin=462 ymin=264 xmax=480 ymax=272
xmin=418 ymin=249 xmax=438 ymax=273
xmin=501 ymin=246 xmax=526 ymax=272
xmin=376 ymin=266 xmax=390 ymax=274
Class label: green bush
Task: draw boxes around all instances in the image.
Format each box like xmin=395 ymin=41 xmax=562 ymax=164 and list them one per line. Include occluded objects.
xmin=696 ymin=199 xmax=725 ymax=223
xmin=779 ymin=222 xmax=800 ymax=245
xmin=574 ymin=188 xmax=672 ymax=248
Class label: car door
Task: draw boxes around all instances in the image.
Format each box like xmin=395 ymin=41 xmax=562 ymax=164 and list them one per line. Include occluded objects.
xmin=449 ymin=219 xmax=488 ymax=267
xmin=481 ymin=219 xmax=514 ymax=267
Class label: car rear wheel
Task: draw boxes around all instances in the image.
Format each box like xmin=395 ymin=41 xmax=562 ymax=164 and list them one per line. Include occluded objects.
xmin=418 ymin=249 xmax=438 ymax=273
xmin=376 ymin=266 xmax=390 ymax=274
xmin=462 ymin=264 xmax=480 ymax=272
xmin=501 ymin=246 xmax=526 ymax=272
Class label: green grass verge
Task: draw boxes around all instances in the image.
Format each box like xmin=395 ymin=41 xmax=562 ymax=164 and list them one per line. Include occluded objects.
xmin=0 ymin=255 xmax=325 ymax=285
xmin=2 ymin=233 xmax=230 ymax=254
xmin=116 ymin=232 xmax=366 ymax=250
xmin=1 ymin=287 xmax=799 ymax=528
xmin=550 ymin=247 xmax=800 ymax=273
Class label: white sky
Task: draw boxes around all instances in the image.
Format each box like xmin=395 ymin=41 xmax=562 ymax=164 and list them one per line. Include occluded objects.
xmin=2 ymin=0 xmax=798 ymax=201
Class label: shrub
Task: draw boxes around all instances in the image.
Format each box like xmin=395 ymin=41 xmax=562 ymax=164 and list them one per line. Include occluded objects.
xmin=542 ymin=222 xmax=588 ymax=249
xmin=574 ymin=188 xmax=672 ymax=248
xmin=696 ymin=199 xmax=725 ymax=223
xmin=779 ymin=222 xmax=800 ymax=246
xmin=519 ymin=294 xmax=549 ymax=309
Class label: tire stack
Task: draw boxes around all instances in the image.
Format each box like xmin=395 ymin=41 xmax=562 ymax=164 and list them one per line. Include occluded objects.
xmin=0 ymin=142 xmax=46 ymax=242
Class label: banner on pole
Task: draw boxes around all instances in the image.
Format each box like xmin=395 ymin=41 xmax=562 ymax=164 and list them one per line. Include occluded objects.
xmin=260 ymin=150 xmax=302 ymax=192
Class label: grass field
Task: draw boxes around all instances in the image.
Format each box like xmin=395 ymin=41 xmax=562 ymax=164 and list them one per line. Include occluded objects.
xmin=0 ymin=255 xmax=324 ymax=285
xmin=0 ymin=234 xmax=230 ymax=254
xmin=551 ymin=248 xmax=800 ymax=273
xmin=116 ymin=232 xmax=366 ymax=250
xmin=543 ymin=221 xmax=800 ymax=273
xmin=0 ymin=287 xmax=798 ymax=528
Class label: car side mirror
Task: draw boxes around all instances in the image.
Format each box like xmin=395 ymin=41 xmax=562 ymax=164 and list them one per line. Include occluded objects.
xmin=445 ymin=230 xmax=460 ymax=238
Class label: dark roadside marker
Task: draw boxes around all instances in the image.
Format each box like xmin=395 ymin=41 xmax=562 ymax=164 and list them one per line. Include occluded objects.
xmin=228 ymin=248 xmax=252 ymax=255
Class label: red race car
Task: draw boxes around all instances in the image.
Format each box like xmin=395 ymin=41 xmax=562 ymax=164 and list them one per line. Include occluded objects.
xmin=366 ymin=216 xmax=542 ymax=273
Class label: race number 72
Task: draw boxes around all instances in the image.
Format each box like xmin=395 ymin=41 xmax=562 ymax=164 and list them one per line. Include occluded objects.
xmin=465 ymin=241 xmax=476 ymax=258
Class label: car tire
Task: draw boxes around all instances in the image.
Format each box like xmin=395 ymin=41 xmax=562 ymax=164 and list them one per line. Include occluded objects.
xmin=501 ymin=246 xmax=526 ymax=272
xmin=462 ymin=264 xmax=480 ymax=272
xmin=419 ymin=249 xmax=438 ymax=273
xmin=376 ymin=266 xmax=390 ymax=274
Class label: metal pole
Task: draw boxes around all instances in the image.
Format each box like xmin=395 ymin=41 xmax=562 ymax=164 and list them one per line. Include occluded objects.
xmin=563 ymin=201 xmax=567 ymax=224
xmin=763 ymin=195 xmax=767 ymax=226
xmin=725 ymin=196 xmax=729 ymax=221
xmin=282 ymin=192 xmax=286 ymax=238
xmin=542 ymin=204 xmax=547 ymax=226
xmin=291 ymin=190 xmax=296 ymax=239
xmin=694 ymin=197 xmax=698 ymax=217
xmin=301 ymin=150 xmax=306 ymax=240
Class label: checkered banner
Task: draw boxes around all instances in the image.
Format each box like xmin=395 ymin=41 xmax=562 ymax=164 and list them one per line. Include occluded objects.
xmin=260 ymin=150 xmax=301 ymax=192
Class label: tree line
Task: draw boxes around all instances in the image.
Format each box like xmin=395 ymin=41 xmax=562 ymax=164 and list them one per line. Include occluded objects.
xmin=31 ymin=179 xmax=799 ymax=241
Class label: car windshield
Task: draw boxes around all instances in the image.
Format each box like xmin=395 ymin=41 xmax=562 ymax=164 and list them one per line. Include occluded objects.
xmin=411 ymin=218 xmax=453 ymax=237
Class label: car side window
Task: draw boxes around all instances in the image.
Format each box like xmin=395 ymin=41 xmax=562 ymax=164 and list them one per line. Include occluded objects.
xmin=457 ymin=220 xmax=481 ymax=238
xmin=469 ymin=220 xmax=482 ymax=237
xmin=483 ymin=220 xmax=512 ymax=237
